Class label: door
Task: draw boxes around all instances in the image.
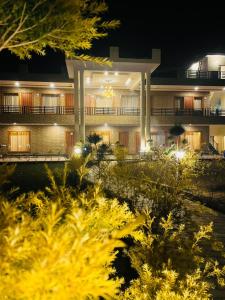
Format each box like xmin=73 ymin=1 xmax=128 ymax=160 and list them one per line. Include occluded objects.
xmin=119 ymin=132 xmax=129 ymax=148
xmin=174 ymin=97 xmax=184 ymax=110
xmin=184 ymin=96 xmax=193 ymax=109
xmin=21 ymin=92 xmax=33 ymax=113
xmin=135 ymin=132 xmax=140 ymax=154
xmin=65 ymin=131 xmax=75 ymax=155
xmin=185 ymin=131 xmax=201 ymax=150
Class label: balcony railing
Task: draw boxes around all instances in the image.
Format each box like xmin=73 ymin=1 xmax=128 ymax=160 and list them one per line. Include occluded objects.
xmin=0 ymin=106 xmax=140 ymax=116
xmin=86 ymin=107 xmax=140 ymax=115
xmin=152 ymin=108 xmax=225 ymax=117
xmin=186 ymin=70 xmax=225 ymax=80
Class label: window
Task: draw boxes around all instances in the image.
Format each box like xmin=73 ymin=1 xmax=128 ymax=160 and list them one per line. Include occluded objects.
xmin=3 ymin=93 xmax=19 ymax=106
xmin=8 ymin=131 xmax=30 ymax=152
xmin=183 ymin=131 xmax=201 ymax=150
xmin=121 ymin=95 xmax=139 ymax=108
xmin=42 ymin=94 xmax=60 ymax=106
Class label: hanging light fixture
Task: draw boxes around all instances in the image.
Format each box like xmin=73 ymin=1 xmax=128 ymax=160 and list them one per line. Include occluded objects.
xmin=102 ymin=85 xmax=114 ymax=98
xmin=102 ymin=80 xmax=114 ymax=98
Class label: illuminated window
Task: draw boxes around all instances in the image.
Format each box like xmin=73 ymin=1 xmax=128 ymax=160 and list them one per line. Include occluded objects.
xmin=41 ymin=94 xmax=60 ymax=106
xmin=3 ymin=93 xmax=19 ymax=106
xmin=8 ymin=131 xmax=30 ymax=152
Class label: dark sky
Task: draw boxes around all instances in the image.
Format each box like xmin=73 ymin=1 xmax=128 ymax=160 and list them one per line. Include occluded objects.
xmin=1 ymin=0 xmax=225 ymax=74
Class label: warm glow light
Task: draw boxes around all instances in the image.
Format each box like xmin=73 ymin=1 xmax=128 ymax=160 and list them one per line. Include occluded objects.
xmin=125 ymin=78 xmax=131 ymax=86
xmin=13 ymin=122 xmax=17 ymax=125
xmin=114 ymin=71 xmax=118 ymax=76
xmin=86 ymin=77 xmax=91 ymax=84
xmin=50 ymin=83 xmax=55 ymax=88
xmin=223 ymin=87 xmax=225 ymax=91
xmin=104 ymin=71 xmax=108 ymax=76
xmin=74 ymin=146 xmax=82 ymax=155
xmin=175 ymin=150 xmax=185 ymax=160
xmin=54 ymin=123 xmax=57 ymax=126
xmin=189 ymin=62 xmax=199 ymax=71
xmin=194 ymin=86 xmax=199 ymax=91
xmin=102 ymin=82 xmax=114 ymax=98
xmin=15 ymin=82 xmax=20 ymax=87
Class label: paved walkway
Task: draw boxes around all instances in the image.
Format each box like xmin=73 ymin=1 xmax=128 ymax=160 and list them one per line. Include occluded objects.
xmin=0 ymin=155 xmax=68 ymax=162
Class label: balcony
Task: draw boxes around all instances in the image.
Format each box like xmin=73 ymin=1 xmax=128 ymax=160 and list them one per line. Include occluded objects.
xmin=152 ymin=108 xmax=225 ymax=117
xmin=186 ymin=70 xmax=225 ymax=80
xmin=0 ymin=106 xmax=140 ymax=116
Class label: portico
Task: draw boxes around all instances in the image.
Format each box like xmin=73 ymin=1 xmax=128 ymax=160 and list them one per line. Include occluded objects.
xmin=66 ymin=47 xmax=161 ymax=152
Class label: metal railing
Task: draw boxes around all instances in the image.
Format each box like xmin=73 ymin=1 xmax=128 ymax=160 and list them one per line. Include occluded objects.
xmin=0 ymin=105 xmax=140 ymax=116
xmin=152 ymin=108 xmax=225 ymax=117
xmin=85 ymin=107 xmax=140 ymax=115
xmin=186 ymin=70 xmax=225 ymax=80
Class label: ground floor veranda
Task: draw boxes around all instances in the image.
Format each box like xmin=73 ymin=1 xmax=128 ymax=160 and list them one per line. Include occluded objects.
xmin=2 ymin=124 xmax=225 ymax=156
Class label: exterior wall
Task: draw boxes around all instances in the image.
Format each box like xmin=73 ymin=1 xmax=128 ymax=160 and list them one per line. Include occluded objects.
xmin=210 ymin=91 xmax=225 ymax=109
xmin=85 ymin=88 xmax=140 ymax=108
xmin=207 ymin=55 xmax=225 ymax=71
xmin=151 ymin=91 xmax=209 ymax=109
xmin=0 ymin=125 xmax=74 ymax=155
xmin=86 ymin=125 xmax=140 ymax=154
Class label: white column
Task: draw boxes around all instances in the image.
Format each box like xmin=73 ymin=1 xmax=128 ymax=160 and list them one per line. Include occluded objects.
xmin=146 ymin=72 xmax=151 ymax=144
xmin=79 ymin=69 xmax=85 ymax=142
xmin=74 ymin=66 xmax=80 ymax=144
xmin=140 ymin=72 xmax=146 ymax=151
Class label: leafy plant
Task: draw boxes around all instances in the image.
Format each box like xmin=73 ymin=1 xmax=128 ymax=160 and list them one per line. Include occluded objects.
xmin=0 ymin=0 xmax=119 ymax=61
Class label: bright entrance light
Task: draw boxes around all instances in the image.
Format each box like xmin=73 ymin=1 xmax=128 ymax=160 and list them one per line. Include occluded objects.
xmin=175 ymin=150 xmax=185 ymax=160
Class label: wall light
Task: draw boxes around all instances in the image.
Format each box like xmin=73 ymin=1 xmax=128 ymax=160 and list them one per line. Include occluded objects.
xmin=194 ymin=86 xmax=199 ymax=91
xmin=114 ymin=71 xmax=119 ymax=76
xmin=50 ymin=83 xmax=55 ymax=88
xmin=15 ymin=82 xmax=20 ymax=87
xmin=13 ymin=122 xmax=17 ymax=125
xmin=104 ymin=71 xmax=109 ymax=76
xmin=53 ymin=123 xmax=57 ymax=126
xmin=125 ymin=78 xmax=131 ymax=86
xmin=223 ymin=87 xmax=225 ymax=91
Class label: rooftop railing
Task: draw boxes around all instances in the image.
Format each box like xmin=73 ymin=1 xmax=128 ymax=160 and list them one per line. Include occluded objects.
xmin=185 ymin=70 xmax=225 ymax=79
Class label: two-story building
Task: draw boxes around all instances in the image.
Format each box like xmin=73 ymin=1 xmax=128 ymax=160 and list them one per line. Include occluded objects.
xmin=1 ymin=47 xmax=225 ymax=156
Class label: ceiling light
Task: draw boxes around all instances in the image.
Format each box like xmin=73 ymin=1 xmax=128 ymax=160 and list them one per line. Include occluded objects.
xmin=15 ymin=82 xmax=20 ymax=87
xmin=125 ymin=78 xmax=131 ymax=86
xmin=194 ymin=86 xmax=199 ymax=91
xmin=223 ymin=87 xmax=225 ymax=91
xmin=50 ymin=83 xmax=55 ymax=88
xmin=13 ymin=122 xmax=17 ymax=125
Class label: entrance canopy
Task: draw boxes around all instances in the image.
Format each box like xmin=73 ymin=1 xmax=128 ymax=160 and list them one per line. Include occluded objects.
xmin=66 ymin=47 xmax=161 ymax=78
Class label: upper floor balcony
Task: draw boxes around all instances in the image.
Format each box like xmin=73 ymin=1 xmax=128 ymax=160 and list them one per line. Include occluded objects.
xmin=0 ymin=105 xmax=140 ymax=116
xmin=0 ymin=105 xmax=140 ymax=126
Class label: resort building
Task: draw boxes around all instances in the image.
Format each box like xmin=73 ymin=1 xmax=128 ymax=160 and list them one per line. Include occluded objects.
xmin=1 ymin=47 xmax=225 ymax=156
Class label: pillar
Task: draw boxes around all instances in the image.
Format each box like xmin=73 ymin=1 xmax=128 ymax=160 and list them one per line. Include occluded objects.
xmin=79 ymin=69 xmax=85 ymax=142
xmin=146 ymin=72 xmax=151 ymax=144
xmin=140 ymin=72 xmax=146 ymax=151
xmin=73 ymin=67 xmax=80 ymax=144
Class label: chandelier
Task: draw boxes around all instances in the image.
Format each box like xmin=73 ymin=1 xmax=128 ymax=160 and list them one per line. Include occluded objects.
xmin=102 ymin=84 xmax=114 ymax=98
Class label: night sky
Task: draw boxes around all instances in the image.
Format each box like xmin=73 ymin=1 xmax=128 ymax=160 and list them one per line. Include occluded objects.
xmin=1 ymin=0 xmax=225 ymax=74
